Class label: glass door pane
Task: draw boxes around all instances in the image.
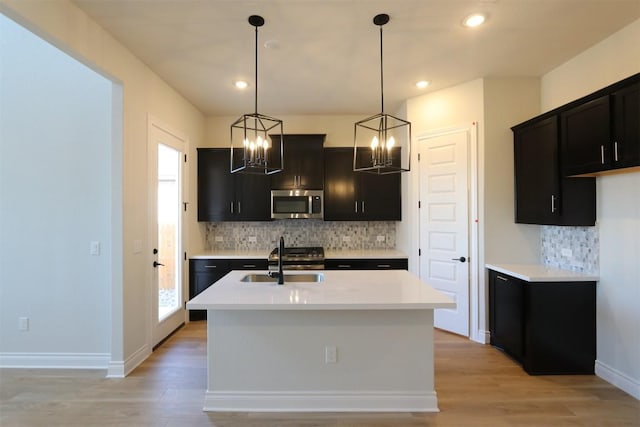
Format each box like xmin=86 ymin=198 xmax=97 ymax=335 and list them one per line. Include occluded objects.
xmin=157 ymin=143 xmax=181 ymax=321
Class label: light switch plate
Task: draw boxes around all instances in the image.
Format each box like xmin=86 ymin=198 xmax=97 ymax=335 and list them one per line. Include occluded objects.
xmin=90 ymin=241 xmax=100 ymax=256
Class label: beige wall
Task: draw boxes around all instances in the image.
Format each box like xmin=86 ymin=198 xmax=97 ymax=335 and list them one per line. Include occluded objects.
xmin=0 ymin=0 xmax=205 ymax=374
xmin=403 ymin=77 xmax=541 ymax=342
xmin=541 ymin=18 xmax=640 ymax=399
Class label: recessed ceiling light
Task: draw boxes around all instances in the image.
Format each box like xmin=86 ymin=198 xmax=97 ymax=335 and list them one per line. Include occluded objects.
xmin=462 ymin=13 xmax=486 ymax=28
xmin=234 ymin=80 xmax=249 ymax=89
xmin=416 ymin=80 xmax=430 ymax=89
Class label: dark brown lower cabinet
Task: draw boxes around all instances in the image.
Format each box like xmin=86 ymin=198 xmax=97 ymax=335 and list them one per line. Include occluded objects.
xmin=324 ymin=258 xmax=408 ymax=270
xmin=489 ymin=269 xmax=596 ymax=375
xmin=189 ymin=258 xmax=268 ymax=320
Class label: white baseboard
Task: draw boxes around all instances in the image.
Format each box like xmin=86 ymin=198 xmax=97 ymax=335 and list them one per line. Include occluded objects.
xmin=203 ymin=390 xmax=440 ymax=412
xmin=0 ymin=352 xmax=109 ymax=369
xmin=471 ymin=328 xmax=490 ymax=344
xmin=106 ymin=343 xmax=150 ymax=378
xmin=595 ymin=360 xmax=640 ymax=400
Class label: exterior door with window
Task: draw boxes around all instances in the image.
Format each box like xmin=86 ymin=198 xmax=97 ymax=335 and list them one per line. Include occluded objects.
xmin=149 ymin=119 xmax=187 ymax=347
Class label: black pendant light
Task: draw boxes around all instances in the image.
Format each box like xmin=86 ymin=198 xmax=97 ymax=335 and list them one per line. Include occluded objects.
xmin=230 ymin=15 xmax=283 ymax=174
xmin=354 ymin=13 xmax=411 ymax=174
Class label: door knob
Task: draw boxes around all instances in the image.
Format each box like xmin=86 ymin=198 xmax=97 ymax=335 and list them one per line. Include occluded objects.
xmin=451 ymin=256 xmax=467 ymax=263
xmin=153 ymin=261 xmax=164 ymax=267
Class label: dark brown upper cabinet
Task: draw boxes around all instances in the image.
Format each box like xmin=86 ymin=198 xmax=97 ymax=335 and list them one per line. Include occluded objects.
xmin=561 ymin=76 xmax=639 ymax=176
xmin=197 ymin=148 xmax=271 ymax=222
xmin=513 ymin=116 xmax=595 ymax=226
xmin=323 ymin=147 xmax=401 ymax=221
xmin=270 ymin=134 xmax=325 ymax=190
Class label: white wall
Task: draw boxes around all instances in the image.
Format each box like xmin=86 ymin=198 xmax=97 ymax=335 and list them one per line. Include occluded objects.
xmin=541 ymin=18 xmax=640 ymax=399
xmin=0 ymin=14 xmax=111 ymax=364
xmin=0 ymin=0 xmax=204 ymax=374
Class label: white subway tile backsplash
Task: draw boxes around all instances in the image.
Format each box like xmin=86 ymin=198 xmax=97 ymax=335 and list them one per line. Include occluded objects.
xmin=206 ymin=221 xmax=396 ymax=251
xmin=541 ymin=225 xmax=599 ymax=274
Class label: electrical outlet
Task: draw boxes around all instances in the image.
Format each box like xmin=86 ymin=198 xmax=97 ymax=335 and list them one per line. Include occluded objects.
xmin=215 ymin=236 xmax=224 ymax=242
xmin=90 ymin=241 xmax=100 ymax=256
xmin=248 ymin=236 xmax=257 ymax=243
xmin=376 ymin=235 xmax=385 ymax=242
xmin=133 ymin=240 xmax=142 ymax=254
xmin=18 ymin=317 xmax=29 ymax=331
xmin=325 ymin=346 xmax=337 ymax=364
xmin=561 ymin=248 xmax=573 ymax=257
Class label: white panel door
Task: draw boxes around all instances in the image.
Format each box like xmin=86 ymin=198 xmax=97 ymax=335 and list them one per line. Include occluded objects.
xmin=419 ymin=129 xmax=469 ymax=336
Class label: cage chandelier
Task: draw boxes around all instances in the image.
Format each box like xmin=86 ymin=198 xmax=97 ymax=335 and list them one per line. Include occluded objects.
xmin=230 ymin=15 xmax=283 ymax=175
xmin=353 ymin=13 xmax=411 ymax=174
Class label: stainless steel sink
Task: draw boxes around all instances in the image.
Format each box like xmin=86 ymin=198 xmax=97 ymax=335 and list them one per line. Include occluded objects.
xmin=240 ymin=273 xmax=324 ymax=283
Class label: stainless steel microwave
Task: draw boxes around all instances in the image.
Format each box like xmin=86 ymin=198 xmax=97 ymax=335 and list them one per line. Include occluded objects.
xmin=271 ymin=190 xmax=323 ymax=219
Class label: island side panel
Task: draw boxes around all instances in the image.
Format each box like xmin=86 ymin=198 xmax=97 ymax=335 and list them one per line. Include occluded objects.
xmin=205 ymin=309 xmax=438 ymax=412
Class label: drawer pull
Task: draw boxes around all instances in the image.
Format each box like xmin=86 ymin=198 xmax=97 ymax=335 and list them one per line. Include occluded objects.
xmin=242 ymin=264 xmax=256 ymax=268
xmin=496 ymin=275 xmax=509 ymax=282
xmin=337 ymin=264 xmax=352 ymax=268
xmin=204 ymin=265 xmax=217 ymax=269
xmin=377 ymin=264 xmax=391 ymax=268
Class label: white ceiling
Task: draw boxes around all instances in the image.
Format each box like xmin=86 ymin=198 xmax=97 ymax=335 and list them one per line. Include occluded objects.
xmin=72 ymin=0 xmax=640 ymax=116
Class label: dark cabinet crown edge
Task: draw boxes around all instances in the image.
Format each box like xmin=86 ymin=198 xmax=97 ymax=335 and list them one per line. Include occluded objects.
xmin=511 ymin=73 xmax=640 ymax=131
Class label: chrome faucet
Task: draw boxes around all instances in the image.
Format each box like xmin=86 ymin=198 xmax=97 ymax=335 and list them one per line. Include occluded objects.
xmin=268 ymin=236 xmax=285 ymax=285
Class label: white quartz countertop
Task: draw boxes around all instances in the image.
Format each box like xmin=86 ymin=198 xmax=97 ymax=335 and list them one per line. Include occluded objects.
xmin=486 ymin=264 xmax=599 ymax=282
xmin=186 ymin=269 xmax=454 ymax=310
xmin=190 ymin=250 xmax=269 ymax=260
xmin=324 ymin=249 xmax=407 ymax=259
xmin=190 ymin=249 xmax=407 ymax=260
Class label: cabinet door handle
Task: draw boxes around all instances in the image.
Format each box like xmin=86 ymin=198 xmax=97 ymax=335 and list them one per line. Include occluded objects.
xmin=237 ymin=202 xmax=241 ymax=214
xmin=614 ymin=141 xmax=619 ymax=162
xmin=355 ymin=201 xmax=358 ymax=213
xmin=551 ymin=195 xmax=556 ymax=213
xmin=496 ymin=275 xmax=509 ymax=282
xmin=230 ymin=202 xmax=234 ymax=214
xmin=600 ymin=145 xmax=605 ymax=164
xmin=362 ymin=201 xmax=365 ymax=213
xmin=204 ymin=265 xmax=217 ymax=269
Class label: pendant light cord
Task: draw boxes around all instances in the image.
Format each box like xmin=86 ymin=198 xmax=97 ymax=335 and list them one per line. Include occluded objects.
xmin=254 ymin=24 xmax=258 ymax=115
xmin=379 ymin=25 xmax=384 ymax=114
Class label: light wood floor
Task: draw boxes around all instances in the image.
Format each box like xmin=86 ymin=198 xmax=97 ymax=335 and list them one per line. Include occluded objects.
xmin=1 ymin=321 xmax=638 ymax=426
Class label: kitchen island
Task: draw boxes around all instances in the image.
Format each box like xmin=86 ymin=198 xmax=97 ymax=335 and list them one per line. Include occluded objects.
xmin=187 ymin=269 xmax=455 ymax=412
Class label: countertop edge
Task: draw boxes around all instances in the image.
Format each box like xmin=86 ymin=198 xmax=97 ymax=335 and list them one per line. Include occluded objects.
xmin=486 ymin=263 xmax=599 ymax=282
xmin=190 ymin=250 xmax=408 ymax=260
xmin=186 ymin=302 xmax=456 ymax=310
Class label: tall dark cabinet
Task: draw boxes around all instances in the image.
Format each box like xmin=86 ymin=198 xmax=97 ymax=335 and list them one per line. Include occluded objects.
xmin=197 ymin=148 xmax=272 ymax=221
xmin=512 ymin=116 xmax=595 ymax=226
xmin=323 ymin=148 xmax=401 ymax=221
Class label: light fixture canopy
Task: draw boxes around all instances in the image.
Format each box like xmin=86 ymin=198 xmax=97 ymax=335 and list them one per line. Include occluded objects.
xmin=231 ymin=15 xmax=283 ymax=175
xmin=354 ymin=13 xmax=411 ymax=174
